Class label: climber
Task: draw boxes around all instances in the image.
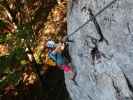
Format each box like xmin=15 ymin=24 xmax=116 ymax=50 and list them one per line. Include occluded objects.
xmin=45 ymin=39 xmax=75 ymax=80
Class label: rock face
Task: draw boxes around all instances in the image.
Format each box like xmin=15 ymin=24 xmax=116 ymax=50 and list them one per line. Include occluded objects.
xmin=66 ymin=0 xmax=133 ymax=100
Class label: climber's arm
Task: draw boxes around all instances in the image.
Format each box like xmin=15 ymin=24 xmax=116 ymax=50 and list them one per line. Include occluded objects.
xmin=53 ymin=43 xmax=65 ymax=53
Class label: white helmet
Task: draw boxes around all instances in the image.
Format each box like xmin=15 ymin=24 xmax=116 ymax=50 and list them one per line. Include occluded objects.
xmin=46 ymin=40 xmax=55 ymax=48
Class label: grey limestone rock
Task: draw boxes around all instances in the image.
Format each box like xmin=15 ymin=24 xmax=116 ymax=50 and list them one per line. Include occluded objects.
xmin=66 ymin=0 xmax=133 ymax=100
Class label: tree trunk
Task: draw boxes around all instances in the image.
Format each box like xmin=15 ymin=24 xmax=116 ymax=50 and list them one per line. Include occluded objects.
xmin=66 ymin=0 xmax=133 ymax=100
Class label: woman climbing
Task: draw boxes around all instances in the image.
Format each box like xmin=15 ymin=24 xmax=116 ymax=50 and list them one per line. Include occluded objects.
xmin=45 ymin=38 xmax=76 ymax=80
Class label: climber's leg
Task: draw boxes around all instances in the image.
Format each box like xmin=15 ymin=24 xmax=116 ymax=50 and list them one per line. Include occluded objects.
xmin=62 ymin=64 xmax=76 ymax=80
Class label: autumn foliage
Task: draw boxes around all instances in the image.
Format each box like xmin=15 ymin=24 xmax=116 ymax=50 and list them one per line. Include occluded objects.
xmin=0 ymin=0 xmax=67 ymax=98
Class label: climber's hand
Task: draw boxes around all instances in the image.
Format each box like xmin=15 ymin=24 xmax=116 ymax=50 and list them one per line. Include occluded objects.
xmin=54 ymin=42 xmax=65 ymax=53
xmin=60 ymin=43 xmax=65 ymax=51
xmin=61 ymin=36 xmax=67 ymax=43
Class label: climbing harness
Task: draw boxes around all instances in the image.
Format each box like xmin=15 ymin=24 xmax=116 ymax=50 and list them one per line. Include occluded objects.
xmin=66 ymin=0 xmax=118 ymax=39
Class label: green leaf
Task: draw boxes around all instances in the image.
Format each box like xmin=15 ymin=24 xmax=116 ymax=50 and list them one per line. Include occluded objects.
xmin=0 ymin=34 xmax=7 ymax=43
xmin=20 ymin=60 xmax=28 ymax=65
xmin=0 ymin=20 xmax=6 ymax=29
xmin=0 ymin=33 xmax=14 ymax=43
xmin=7 ymin=72 xmax=21 ymax=85
xmin=0 ymin=55 xmax=9 ymax=73
xmin=0 ymin=78 xmax=7 ymax=90
xmin=9 ymin=48 xmax=25 ymax=61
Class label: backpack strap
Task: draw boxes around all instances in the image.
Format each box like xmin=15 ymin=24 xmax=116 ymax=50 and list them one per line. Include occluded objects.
xmin=48 ymin=51 xmax=58 ymax=64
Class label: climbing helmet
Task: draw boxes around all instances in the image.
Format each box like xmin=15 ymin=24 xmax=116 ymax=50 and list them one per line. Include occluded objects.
xmin=47 ymin=40 xmax=56 ymax=48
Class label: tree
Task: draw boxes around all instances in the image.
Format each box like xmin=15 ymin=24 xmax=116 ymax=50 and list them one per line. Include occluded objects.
xmin=67 ymin=0 xmax=133 ymax=100
xmin=0 ymin=0 xmax=68 ymax=97
xmin=0 ymin=1 xmax=43 ymax=95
